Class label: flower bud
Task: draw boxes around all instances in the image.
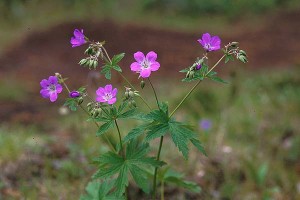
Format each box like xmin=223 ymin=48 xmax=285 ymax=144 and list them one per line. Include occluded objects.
xmin=129 ymin=91 xmax=134 ymax=98
xmin=196 ymin=64 xmax=202 ymax=70
xmin=69 ymin=91 xmax=81 ymax=98
xmin=140 ymin=80 xmax=145 ymax=89
xmin=77 ymin=97 xmax=84 ymax=105
xmin=229 ymin=42 xmax=239 ymax=48
xmin=125 ymin=91 xmax=129 ymax=99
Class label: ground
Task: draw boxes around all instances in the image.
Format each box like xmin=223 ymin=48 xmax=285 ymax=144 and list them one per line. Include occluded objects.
xmin=0 ymin=9 xmax=299 ymax=199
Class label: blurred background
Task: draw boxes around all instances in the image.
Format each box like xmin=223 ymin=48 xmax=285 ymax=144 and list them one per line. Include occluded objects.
xmin=0 ymin=0 xmax=300 ymax=199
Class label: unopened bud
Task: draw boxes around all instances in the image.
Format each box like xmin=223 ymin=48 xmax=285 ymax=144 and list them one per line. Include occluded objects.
xmin=69 ymin=91 xmax=81 ymax=98
xmin=229 ymin=42 xmax=239 ymax=48
xmin=129 ymin=91 xmax=134 ymax=98
xmin=140 ymin=80 xmax=145 ymax=89
xmin=125 ymin=91 xmax=130 ymax=98
xmin=77 ymin=97 xmax=84 ymax=105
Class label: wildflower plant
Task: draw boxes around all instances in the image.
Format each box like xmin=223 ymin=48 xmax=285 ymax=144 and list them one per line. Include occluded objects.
xmin=40 ymin=28 xmax=247 ymax=199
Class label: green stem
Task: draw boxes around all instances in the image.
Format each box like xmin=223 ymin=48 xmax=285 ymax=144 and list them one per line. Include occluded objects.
xmin=114 ymin=119 xmax=125 ymax=157
xmin=60 ymin=76 xmax=116 ymax=152
xmin=152 ymin=136 xmax=164 ymax=200
xmin=169 ymin=79 xmax=202 ymax=118
xmin=161 ymin=180 xmax=165 ymax=200
xmin=114 ymin=119 xmax=128 ymax=200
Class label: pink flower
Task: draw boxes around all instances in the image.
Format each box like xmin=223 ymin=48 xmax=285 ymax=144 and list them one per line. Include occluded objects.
xmin=130 ymin=51 xmax=160 ymax=78
xmin=197 ymin=33 xmax=221 ymax=52
xmin=96 ymin=84 xmax=118 ymax=105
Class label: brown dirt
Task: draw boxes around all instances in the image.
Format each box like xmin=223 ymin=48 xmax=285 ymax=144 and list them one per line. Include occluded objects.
xmin=0 ymin=10 xmax=300 ymax=123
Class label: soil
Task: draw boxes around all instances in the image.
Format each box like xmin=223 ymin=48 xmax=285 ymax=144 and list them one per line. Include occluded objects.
xmin=0 ymin=10 xmax=300 ymax=123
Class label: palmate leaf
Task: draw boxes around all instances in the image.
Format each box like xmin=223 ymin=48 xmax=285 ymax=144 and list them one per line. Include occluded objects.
xmin=124 ymin=102 xmax=207 ymax=159
xmin=93 ymin=140 xmax=165 ymax=197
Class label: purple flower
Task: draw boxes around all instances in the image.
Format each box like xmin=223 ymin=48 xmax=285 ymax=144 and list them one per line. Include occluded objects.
xmin=69 ymin=91 xmax=81 ymax=98
xmin=199 ymin=119 xmax=212 ymax=131
xmin=96 ymin=84 xmax=118 ymax=105
xmin=130 ymin=51 xmax=160 ymax=78
xmin=40 ymin=76 xmax=63 ymax=102
xmin=196 ymin=64 xmax=202 ymax=70
xmin=70 ymin=29 xmax=87 ymax=47
xmin=197 ymin=33 xmax=221 ymax=52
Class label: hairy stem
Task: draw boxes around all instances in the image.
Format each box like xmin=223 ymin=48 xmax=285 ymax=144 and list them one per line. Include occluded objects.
xmin=148 ymin=78 xmax=160 ymax=109
xmin=114 ymin=119 xmax=124 ymax=157
xmin=152 ymin=136 xmax=164 ymax=200
xmin=147 ymin=77 xmax=164 ymax=200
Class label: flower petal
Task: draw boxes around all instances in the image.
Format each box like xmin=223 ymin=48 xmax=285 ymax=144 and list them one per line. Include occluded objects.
xmin=111 ymin=88 xmax=118 ymax=97
xmin=134 ymin=51 xmax=145 ymax=63
xmin=202 ymin=33 xmax=211 ymax=44
xmin=140 ymin=68 xmax=151 ymax=78
xmin=146 ymin=51 xmax=157 ymax=62
xmin=40 ymin=89 xmax=49 ymax=98
xmin=56 ymin=84 xmax=63 ymax=93
xmin=108 ymin=97 xmax=117 ymax=105
xmin=150 ymin=61 xmax=160 ymax=71
xmin=96 ymin=87 xmax=105 ymax=96
xmin=49 ymin=92 xmax=58 ymax=102
xmin=73 ymin=29 xmax=84 ymax=38
xmin=40 ymin=79 xmax=49 ymax=88
xmin=130 ymin=62 xmax=141 ymax=72
xmin=210 ymin=36 xmax=221 ymax=50
xmin=96 ymin=97 xmax=107 ymax=102
xmin=48 ymin=76 xmax=58 ymax=84
xmin=104 ymin=84 xmax=113 ymax=93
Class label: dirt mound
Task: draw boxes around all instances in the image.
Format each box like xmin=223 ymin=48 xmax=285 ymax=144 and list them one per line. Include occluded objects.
xmin=0 ymin=10 xmax=299 ymax=123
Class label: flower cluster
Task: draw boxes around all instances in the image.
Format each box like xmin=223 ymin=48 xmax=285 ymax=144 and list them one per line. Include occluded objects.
xmin=39 ymin=28 xmax=247 ymax=199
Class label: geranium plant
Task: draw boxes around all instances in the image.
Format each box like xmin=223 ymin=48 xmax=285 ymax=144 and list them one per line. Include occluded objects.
xmin=40 ymin=29 xmax=247 ymax=199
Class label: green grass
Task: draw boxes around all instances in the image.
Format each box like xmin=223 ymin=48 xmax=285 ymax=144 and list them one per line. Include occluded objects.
xmin=1 ymin=67 xmax=300 ymax=199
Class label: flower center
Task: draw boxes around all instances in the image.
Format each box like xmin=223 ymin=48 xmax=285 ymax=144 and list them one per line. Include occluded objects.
xmin=205 ymin=43 xmax=211 ymax=49
xmin=48 ymin=84 xmax=56 ymax=92
xmin=141 ymin=59 xmax=150 ymax=69
xmin=103 ymin=93 xmax=113 ymax=101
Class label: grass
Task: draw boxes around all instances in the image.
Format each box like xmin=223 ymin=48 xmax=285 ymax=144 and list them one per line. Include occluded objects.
xmin=0 ymin=67 xmax=299 ymax=199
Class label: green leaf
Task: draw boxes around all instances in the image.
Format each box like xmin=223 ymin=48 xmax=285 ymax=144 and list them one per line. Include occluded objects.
xmin=225 ymin=54 xmax=234 ymax=63
xmin=163 ymin=169 xmax=201 ymax=193
xmin=145 ymin=123 xmax=169 ymax=142
xmin=114 ymin=164 xmax=129 ymax=197
xmin=190 ymin=138 xmax=207 ymax=156
xmin=64 ymin=98 xmax=78 ymax=111
xmin=93 ymin=140 xmax=163 ymax=197
xmin=257 ymin=163 xmax=268 ymax=187
xmin=105 ymin=70 xmax=111 ymax=80
xmin=123 ymin=123 xmax=151 ymax=143
xmin=207 ymin=74 xmax=228 ymax=84
xmin=129 ymin=164 xmax=150 ymax=193
xmin=112 ymin=53 xmax=125 ymax=64
xmin=96 ymin=121 xmax=114 ymax=136
xmin=80 ymin=179 xmax=123 ymax=200
xmin=118 ymin=108 xmax=138 ymax=119
xmin=112 ymin=65 xmax=122 ymax=72
xmin=169 ymin=122 xmax=191 ymax=159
